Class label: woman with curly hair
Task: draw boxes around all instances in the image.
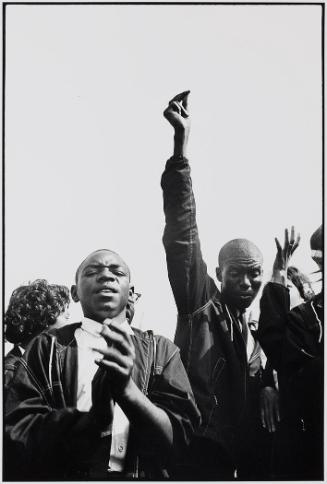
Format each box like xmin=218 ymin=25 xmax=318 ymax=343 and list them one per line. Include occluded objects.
xmin=50 ymin=283 xmax=71 ymax=329
xmin=4 ymin=279 xmax=71 ymax=390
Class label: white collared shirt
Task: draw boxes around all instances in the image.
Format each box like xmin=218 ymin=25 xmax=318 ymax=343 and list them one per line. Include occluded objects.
xmin=75 ymin=317 xmax=133 ymax=472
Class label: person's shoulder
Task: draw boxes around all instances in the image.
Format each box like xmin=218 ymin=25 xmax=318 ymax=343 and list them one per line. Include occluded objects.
xmin=5 ymin=345 xmax=22 ymax=358
xmin=131 ymin=326 xmax=152 ymax=341
xmin=264 ymin=281 xmax=289 ymax=293
xmin=132 ymin=327 xmax=178 ymax=353
xmin=287 ymin=299 xmax=323 ymax=336
xmin=47 ymin=322 xmax=82 ymax=345
xmin=290 ymin=298 xmax=321 ymax=324
xmin=132 ymin=326 xmax=174 ymax=343
xmin=4 ymin=346 xmax=22 ymax=368
xmin=155 ymin=333 xmax=177 ymax=351
xmin=24 ymin=322 xmax=82 ymax=355
xmin=21 ymin=323 xmax=81 ymax=369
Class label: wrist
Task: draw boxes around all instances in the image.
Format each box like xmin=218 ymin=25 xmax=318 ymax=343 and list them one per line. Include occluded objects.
xmin=89 ymin=406 xmax=108 ymax=429
xmin=271 ymin=269 xmax=288 ymax=286
xmin=90 ymin=395 xmax=114 ymax=428
xmin=173 ymin=129 xmax=189 ymax=157
xmin=116 ymin=378 xmax=139 ymax=404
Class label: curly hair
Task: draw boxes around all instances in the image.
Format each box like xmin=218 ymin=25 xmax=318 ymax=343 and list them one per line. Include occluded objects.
xmin=5 ymin=279 xmax=71 ymax=346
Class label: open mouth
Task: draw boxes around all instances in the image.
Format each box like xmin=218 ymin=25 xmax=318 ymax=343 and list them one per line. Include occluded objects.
xmin=97 ymin=287 xmax=117 ymax=294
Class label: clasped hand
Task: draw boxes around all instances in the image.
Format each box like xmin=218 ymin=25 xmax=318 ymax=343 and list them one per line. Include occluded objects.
xmin=91 ymin=321 xmax=135 ymax=426
xmin=95 ymin=320 xmax=136 ymax=397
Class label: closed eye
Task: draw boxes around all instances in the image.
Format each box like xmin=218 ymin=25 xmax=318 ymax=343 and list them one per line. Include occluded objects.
xmin=251 ymin=271 xmax=261 ymax=277
xmin=114 ymin=271 xmax=127 ymax=276
xmin=85 ymin=270 xmax=97 ymax=276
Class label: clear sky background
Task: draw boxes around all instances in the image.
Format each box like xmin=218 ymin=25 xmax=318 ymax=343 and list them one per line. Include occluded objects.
xmin=5 ymin=4 xmax=323 ymax=340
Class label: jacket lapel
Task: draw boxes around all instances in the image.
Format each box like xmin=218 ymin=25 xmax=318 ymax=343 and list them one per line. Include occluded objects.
xmin=52 ymin=323 xmax=81 ymax=407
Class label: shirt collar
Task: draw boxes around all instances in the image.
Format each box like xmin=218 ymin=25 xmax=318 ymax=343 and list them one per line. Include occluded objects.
xmin=18 ymin=345 xmax=25 ymax=356
xmin=81 ymin=317 xmax=134 ymax=336
xmin=223 ymin=303 xmax=254 ymax=321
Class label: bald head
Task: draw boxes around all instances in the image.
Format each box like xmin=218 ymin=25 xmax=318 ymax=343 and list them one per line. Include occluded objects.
xmin=218 ymin=239 xmax=263 ymax=268
xmin=216 ymin=239 xmax=263 ymax=310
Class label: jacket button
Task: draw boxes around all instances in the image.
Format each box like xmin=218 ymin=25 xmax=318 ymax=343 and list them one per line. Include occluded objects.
xmin=118 ymin=444 xmax=124 ymax=452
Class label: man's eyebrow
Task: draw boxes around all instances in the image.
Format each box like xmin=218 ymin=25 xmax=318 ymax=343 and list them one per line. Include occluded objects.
xmin=82 ymin=263 xmax=127 ymax=271
xmin=82 ymin=263 xmax=102 ymax=270
xmin=227 ymin=263 xmax=262 ymax=270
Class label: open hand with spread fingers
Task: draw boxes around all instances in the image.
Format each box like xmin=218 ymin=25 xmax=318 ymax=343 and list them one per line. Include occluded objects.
xmin=272 ymin=226 xmax=301 ymax=282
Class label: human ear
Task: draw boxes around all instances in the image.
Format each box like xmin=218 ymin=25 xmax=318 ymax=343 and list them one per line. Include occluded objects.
xmin=71 ymin=285 xmax=79 ymax=303
xmin=216 ymin=267 xmax=222 ymax=282
xmin=128 ymin=285 xmax=135 ymax=300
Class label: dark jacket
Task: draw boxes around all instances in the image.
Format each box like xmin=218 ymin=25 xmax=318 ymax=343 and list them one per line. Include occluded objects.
xmin=258 ymin=282 xmax=323 ymax=479
xmin=258 ymin=282 xmax=323 ymax=420
xmin=5 ymin=322 xmax=200 ymax=480
xmin=161 ymin=156 xmax=264 ymax=462
xmin=4 ymin=345 xmax=23 ymax=395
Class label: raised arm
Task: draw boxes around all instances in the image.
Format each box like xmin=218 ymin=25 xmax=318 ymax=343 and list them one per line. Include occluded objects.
xmin=161 ymin=91 xmax=216 ymax=315
xmin=258 ymin=227 xmax=301 ymax=369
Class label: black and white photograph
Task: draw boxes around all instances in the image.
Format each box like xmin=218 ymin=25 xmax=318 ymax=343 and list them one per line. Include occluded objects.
xmin=3 ymin=2 xmax=323 ymax=480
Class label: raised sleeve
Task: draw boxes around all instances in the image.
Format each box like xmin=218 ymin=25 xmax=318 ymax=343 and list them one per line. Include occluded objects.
xmin=161 ymin=156 xmax=216 ymax=315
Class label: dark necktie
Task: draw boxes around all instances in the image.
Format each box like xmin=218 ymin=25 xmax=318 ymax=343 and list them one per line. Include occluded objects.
xmin=240 ymin=311 xmax=248 ymax=346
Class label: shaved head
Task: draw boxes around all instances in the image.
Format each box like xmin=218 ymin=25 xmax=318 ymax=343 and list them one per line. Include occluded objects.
xmin=216 ymin=239 xmax=263 ymax=310
xmin=218 ymin=239 xmax=263 ymax=268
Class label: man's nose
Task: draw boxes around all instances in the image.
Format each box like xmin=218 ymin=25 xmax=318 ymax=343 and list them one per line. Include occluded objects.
xmin=240 ymin=274 xmax=251 ymax=288
xmin=98 ymin=268 xmax=115 ymax=281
